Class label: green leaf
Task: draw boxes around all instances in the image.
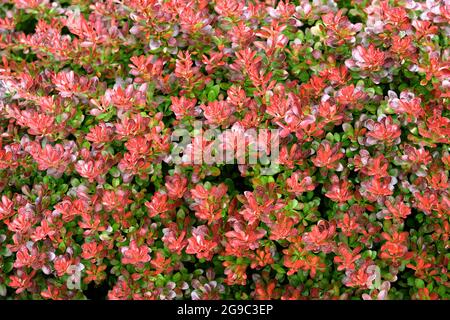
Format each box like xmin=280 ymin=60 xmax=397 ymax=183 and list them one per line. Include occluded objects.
xmin=0 ymin=246 xmax=10 ymax=256
xmin=298 ymin=72 xmax=310 ymax=83
xmin=207 ymin=85 xmax=220 ymax=101
xmin=173 ymin=272 xmax=182 ymax=282
xmin=272 ymin=264 xmax=286 ymax=274
xmin=0 ymin=283 xmax=6 ymax=296
xmin=415 ymin=279 xmax=425 ymax=289
xmin=112 ymin=178 xmax=120 ymax=188
xmin=58 ymin=241 xmax=66 ymax=252
xmin=438 ymin=285 xmax=447 ymax=298
xmin=290 ymin=199 xmax=299 ymax=209
xmin=333 ymin=133 xmax=341 ymax=142
xmin=3 ymin=261 xmax=13 ymax=273
xmin=97 ymin=112 xmax=112 ymax=121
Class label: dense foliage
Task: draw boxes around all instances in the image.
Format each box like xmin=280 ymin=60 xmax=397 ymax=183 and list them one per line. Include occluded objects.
xmin=0 ymin=0 xmax=449 ymax=300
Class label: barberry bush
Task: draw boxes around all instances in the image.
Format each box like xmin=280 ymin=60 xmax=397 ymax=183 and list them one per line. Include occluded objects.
xmin=0 ymin=0 xmax=449 ymax=300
